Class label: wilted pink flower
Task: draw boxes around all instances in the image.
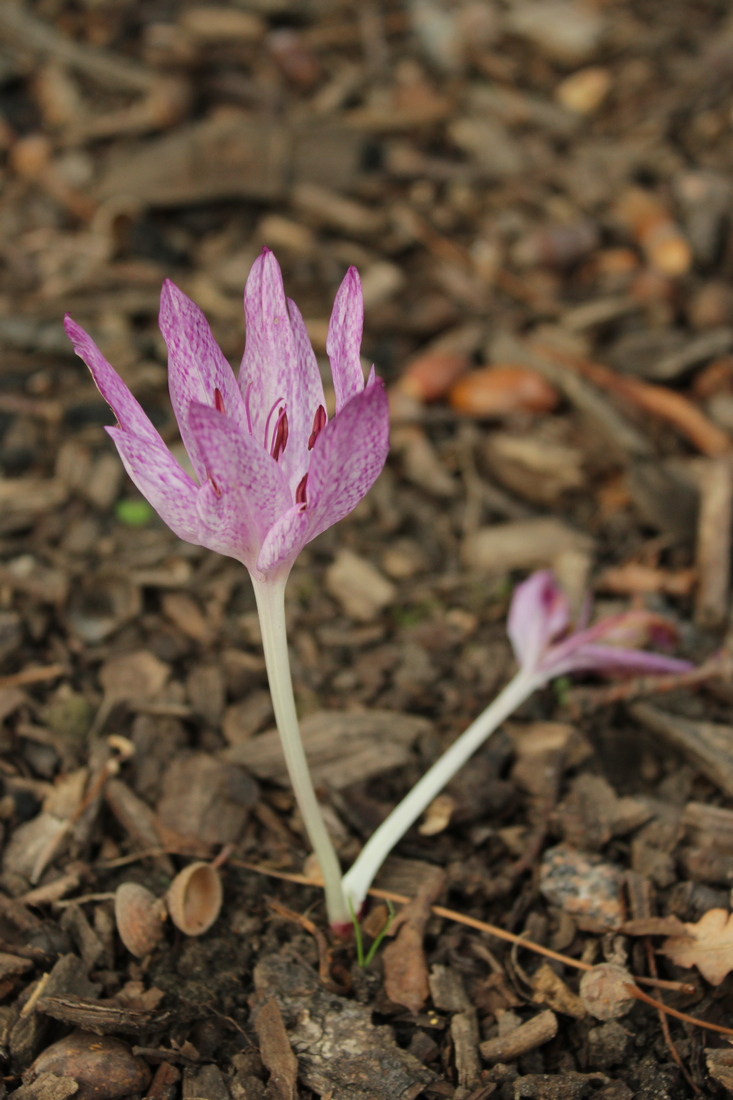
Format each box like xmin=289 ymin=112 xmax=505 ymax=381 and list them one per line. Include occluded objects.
xmin=64 ymin=248 xmax=389 ymax=583
xmin=508 ymin=570 xmax=692 ymax=681
xmin=342 ymin=569 xmax=694 ymax=912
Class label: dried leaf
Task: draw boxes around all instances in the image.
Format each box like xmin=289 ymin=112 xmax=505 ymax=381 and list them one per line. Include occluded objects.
xmin=662 ymin=907 xmax=733 ymax=984
xmin=382 ymin=868 xmax=445 ymax=1014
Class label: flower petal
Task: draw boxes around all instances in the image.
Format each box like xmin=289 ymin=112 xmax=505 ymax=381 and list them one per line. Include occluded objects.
xmin=107 ymin=428 xmax=200 ymax=544
xmin=284 ymin=294 xmax=327 ymax=485
xmin=327 ymin=266 xmax=366 ymax=413
xmin=256 ymin=379 xmax=389 ymax=574
xmin=548 ymin=643 xmax=693 ymax=679
xmin=583 ymin=609 xmax=680 ymax=651
xmin=188 ymin=401 xmax=291 ymax=570
xmin=508 ymin=571 xmax=570 ymax=673
xmin=159 ymin=280 xmax=246 ymax=481
xmin=239 ymin=251 xmax=297 ymax=453
xmin=65 ymin=317 xmax=160 ymax=445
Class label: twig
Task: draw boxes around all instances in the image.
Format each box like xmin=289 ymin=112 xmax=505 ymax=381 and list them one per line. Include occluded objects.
xmin=533 ymin=341 xmax=732 ymax=457
xmin=231 ymin=860 xmax=694 ymax=995
xmin=627 ymin=984 xmax=733 ymax=1037
xmin=644 ymin=936 xmax=700 ymax=1094
xmin=266 ymin=897 xmax=335 ymax=989
xmin=0 ymin=664 xmax=65 ymax=689
xmin=0 ymin=2 xmax=153 ymax=92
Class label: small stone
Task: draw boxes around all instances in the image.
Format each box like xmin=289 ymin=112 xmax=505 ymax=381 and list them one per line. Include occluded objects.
xmin=325 ymin=550 xmax=397 ymax=622
xmin=26 ymin=1031 xmax=151 ymax=1100
xmin=579 ymin=965 xmax=636 ymax=1021
xmin=539 ymin=844 xmax=624 ymax=929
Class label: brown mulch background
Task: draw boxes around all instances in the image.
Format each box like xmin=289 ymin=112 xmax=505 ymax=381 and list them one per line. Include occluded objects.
xmin=2 ymin=1 xmax=733 ymax=1097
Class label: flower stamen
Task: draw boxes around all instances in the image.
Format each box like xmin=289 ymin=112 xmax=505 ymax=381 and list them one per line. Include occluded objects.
xmin=296 ymin=473 xmax=308 ymax=506
xmin=263 ymin=395 xmax=285 ymax=452
xmin=271 ymin=408 xmax=289 ymax=461
xmin=308 ymin=405 xmax=327 ymax=450
xmin=214 ymin=387 xmax=225 ymax=414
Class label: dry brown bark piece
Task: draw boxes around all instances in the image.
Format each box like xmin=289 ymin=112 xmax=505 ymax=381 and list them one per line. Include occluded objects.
xmin=11 ymin=1074 xmax=79 ymax=1100
xmin=531 ymin=963 xmax=586 ymax=1018
xmin=253 ymin=951 xmax=434 ymax=1100
xmin=11 ymin=955 xmax=100 ymax=1072
xmin=706 ymin=1048 xmax=733 ymax=1091
xmin=35 ymin=993 xmax=169 ymax=1037
xmin=461 ymin=517 xmax=594 ymax=574
xmin=694 ymin=456 xmax=733 ymax=629
xmin=428 ymin=965 xmax=471 ymax=1012
xmin=630 ymin=703 xmax=733 ymax=799
xmin=479 ymin=1010 xmax=558 ymax=1063
xmin=253 ymin=997 xmax=298 ymax=1100
xmin=450 ymin=1009 xmax=481 ymax=1090
xmin=382 ymin=868 xmax=446 ymax=1014
xmin=157 ymin=752 xmax=259 ymax=846
xmin=104 ymin=779 xmax=175 ymax=876
xmin=96 ymin=115 xmax=367 ymax=207
xmin=223 ymin=709 xmax=430 ymax=789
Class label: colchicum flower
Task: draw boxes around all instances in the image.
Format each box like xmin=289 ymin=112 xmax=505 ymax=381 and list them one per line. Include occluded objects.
xmin=66 ymin=249 xmax=389 ymax=929
xmin=506 ymin=569 xmax=692 ymax=682
xmin=341 ymin=569 xmax=692 ymax=912
xmin=64 ymin=248 xmax=388 ymax=586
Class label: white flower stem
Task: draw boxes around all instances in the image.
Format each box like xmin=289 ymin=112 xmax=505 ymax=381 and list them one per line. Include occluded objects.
xmin=341 ymin=666 xmax=542 ymax=911
xmin=252 ymin=576 xmax=349 ymax=928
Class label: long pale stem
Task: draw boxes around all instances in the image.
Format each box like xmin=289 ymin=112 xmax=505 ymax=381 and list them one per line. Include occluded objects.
xmin=252 ymin=576 xmax=349 ymax=927
xmin=341 ymin=666 xmax=541 ymax=911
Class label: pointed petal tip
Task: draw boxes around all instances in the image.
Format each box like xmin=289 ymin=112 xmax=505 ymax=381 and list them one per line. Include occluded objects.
xmin=63 ymin=314 xmax=82 ymax=341
xmin=159 ymin=277 xmax=191 ymax=314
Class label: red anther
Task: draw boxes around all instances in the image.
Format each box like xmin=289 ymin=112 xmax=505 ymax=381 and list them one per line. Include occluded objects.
xmin=209 ymin=476 xmax=222 ymax=499
xmin=271 ymin=409 xmax=289 ymax=461
xmin=308 ymin=404 xmax=327 ymax=450
xmin=296 ymin=473 xmax=308 ymax=505
xmin=214 ymin=387 xmax=225 ymax=414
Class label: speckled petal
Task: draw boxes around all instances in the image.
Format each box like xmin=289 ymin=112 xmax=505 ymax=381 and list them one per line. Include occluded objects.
xmin=283 ymin=295 xmax=327 ymax=493
xmin=327 ymin=266 xmax=366 ymax=413
xmin=159 ymin=280 xmax=246 ymax=481
xmin=239 ymin=250 xmax=300 ymax=464
xmin=256 ymin=380 xmax=389 ymax=574
xmin=65 ymin=317 xmax=161 ymax=445
xmin=107 ymin=427 xmax=200 ymax=543
xmin=189 ymin=401 xmax=291 ymax=569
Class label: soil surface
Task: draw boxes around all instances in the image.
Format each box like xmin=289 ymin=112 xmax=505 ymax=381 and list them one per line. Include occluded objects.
xmin=1 ymin=1 xmax=733 ymax=1098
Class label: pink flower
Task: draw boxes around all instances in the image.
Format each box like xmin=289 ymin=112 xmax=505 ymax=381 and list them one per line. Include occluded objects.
xmin=64 ymin=249 xmax=389 ymax=582
xmin=508 ymin=570 xmax=692 ymax=681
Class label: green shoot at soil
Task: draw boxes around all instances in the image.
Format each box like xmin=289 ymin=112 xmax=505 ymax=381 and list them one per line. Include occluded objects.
xmin=350 ymin=899 xmax=396 ymax=967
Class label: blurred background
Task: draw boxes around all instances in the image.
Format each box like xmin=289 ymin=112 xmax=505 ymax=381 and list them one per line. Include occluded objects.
xmin=3 ymin=8 xmax=733 ymax=1078
xmin=0 ymin=0 xmax=732 ymax=666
